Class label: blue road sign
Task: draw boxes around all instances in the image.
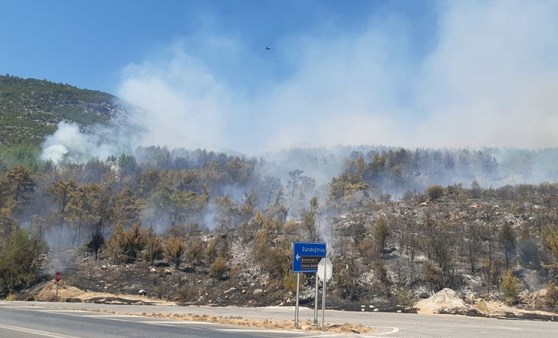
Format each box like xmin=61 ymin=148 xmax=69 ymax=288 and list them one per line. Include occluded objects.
xmin=292 ymin=242 xmax=326 ymax=273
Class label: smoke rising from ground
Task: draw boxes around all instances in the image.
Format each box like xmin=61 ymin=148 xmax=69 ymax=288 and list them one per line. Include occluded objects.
xmin=41 ymin=122 xmax=137 ymax=164
xmin=116 ymin=1 xmax=558 ymax=154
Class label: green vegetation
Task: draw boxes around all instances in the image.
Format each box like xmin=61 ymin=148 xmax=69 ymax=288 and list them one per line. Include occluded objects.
xmin=0 ymin=226 xmax=46 ymax=294
xmin=0 ymin=145 xmax=42 ymax=171
xmin=500 ymin=270 xmax=519 ymax=305
xmin=0 ymin=75 xmax=122 ymax=148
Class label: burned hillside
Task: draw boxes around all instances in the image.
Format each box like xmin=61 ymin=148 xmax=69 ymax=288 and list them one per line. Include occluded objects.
xmin=2 ymin=146 xmax=558 ymax=315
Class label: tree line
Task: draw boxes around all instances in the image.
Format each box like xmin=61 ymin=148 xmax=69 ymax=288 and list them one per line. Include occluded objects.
xmin=1 ymin=145 xmax=558 ymax=309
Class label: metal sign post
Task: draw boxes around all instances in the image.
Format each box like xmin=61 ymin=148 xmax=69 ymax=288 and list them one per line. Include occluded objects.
xmin=294 ymin=272 xmax=300 ymax=328
xmin=54 ymin=272 xmax=61 ymax=302
xmin=314 ymin=272 xmax=319 ymax=325
xmin=322 ymin=261 xmax=326 ymax=330
xmin=292 ymin=242 xmax=326 ymax=328
xmin=317 ymin=257 xmax=332 ymax=331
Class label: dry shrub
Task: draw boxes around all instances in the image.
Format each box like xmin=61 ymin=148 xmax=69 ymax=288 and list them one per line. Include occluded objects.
xmin=481 ymin=258 xmax=500 ymax=289
xmin=283 ymin=272 xmax=297 ymax=294
xmin=266 ymin=246 xmax=291 ymax=277
xmin=282 ymin=220 xmax=299 ymax=234
xmin=373 ymin=260 xmax=389 ymax=285
xmin=106 ymin=224 xmax=147 ymax=263
xmin=500 ymin=270 xmax=519 ymax=305
xmin=393 ymin=289 xmax=414 ymax=306
xmin=185 ymin=239 xmax=204 ymax=265
xmin=475 ymin=299 xmax=489 ymax=314
xmin=543 ymin=225 xmax=558 ymax=259
xmin=374 ymin=217 xmax=389 ymax=253
xmin=427 ymin=185 xmax=444 ymax=200
xmin=228 ymin=263 xmax=241 ymax=280
xmin=205 ymin=236 xmax=230 ymax=264
xmin=544 ymin=284 xmax=558 ymax=309
xmin=165 ymin=237 xmax=186 ymax=269
xmin=205 ymin=238 xmax=217 ymax=262
xmin=153 ymin=285 xmax=165 ymax=299
xmin=253 ymin=229 xmax=290 ymax=277
xmin=333 ymin=257 xmax=363 ymax=301
xmin=209 ymin=257 xmax=228 ymax=280
xmin=422 ymin=260 xmax=444 ymax=292
xmin=176 ymin=285 xmax=199 ymax=303
xmin=143 ymin=230 xmax=163 ymax=265
xmin=357 ymin=237 xmax=380 ymax=262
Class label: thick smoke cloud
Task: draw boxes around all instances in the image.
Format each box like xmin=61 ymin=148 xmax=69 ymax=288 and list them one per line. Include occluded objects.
xmin=118 ymin=46 xmax=231 ymax=151
xmin=416 ymin=1 xmax=558 ymax=148
xmin=117 ymin=0 xmax=558 ymax=154
xmin=41 ymin=122 xmax=136 ymax=164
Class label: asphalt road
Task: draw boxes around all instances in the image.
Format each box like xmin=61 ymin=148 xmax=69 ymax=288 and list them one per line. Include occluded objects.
xmin=0 ymin=303 xmax=313 ymax=338
xmin=1 ymin=301 xmax=557 ymax=337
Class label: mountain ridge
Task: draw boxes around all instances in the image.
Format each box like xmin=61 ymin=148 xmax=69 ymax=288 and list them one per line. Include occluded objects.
xmin=0 ymin=75 xmax=127 ymax=147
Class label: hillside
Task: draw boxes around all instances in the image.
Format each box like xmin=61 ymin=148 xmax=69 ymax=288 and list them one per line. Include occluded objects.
xmin=21 ymin=182 xmax=558 ymax=321
xmin=0 ymin=144 xmax=556 ymax=321
xmin=0 ymin=75 xmax=126 ymax=147
xmin=1 ymin=75 xmax=558 ymax=321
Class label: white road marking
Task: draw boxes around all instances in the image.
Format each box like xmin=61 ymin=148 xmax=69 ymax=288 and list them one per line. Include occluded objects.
xmin=137 ymin=320 xmax=217 ymax=325
xmin=0 ymin=304 xmax=47 ymax=309
xmin=479 ymin=325 xmax=522 ymax=331
xmin=303 ymin=326 xmax=399 ymax=338
xmin=305 ymin=335 xmax=363 ymax=337
xmin=0 ymin=323 xmax=77 ymax=338
xmin=216 ymin=328 xmax=303 ymax=334
xmin=80 ymin=314 xmax=144 ymax=318
xmin=369 ymin=326 xmax=399 ymax=336
xmin=34 ymin=309 xmax=90 ymax=313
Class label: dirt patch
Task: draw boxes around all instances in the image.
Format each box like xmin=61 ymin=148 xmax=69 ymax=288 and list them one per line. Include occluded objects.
xmin=414 ymin=288 xmax=558 ymax=321
xmin=103 ymin=310 xmax=377 ymax=335
xmin=26 ymin=281 xmax=174 ymax=305
xmin=473 ymin=299 xmax=558 ymax=321
xmin=415 ymin=288 xmax=470 ymax=315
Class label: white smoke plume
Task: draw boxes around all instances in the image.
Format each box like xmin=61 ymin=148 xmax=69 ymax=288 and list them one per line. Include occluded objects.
xmin=116 ymin=0 xmax=558 ymax=154
xmin=41 ymin=121 xmax=135 ymax=164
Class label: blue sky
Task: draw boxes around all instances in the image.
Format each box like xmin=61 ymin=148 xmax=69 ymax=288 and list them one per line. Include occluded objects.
xmin=3 ymin=1 xmax=558 ymax=153
xmin=0 ymin=0 xmax=436 ymax=93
